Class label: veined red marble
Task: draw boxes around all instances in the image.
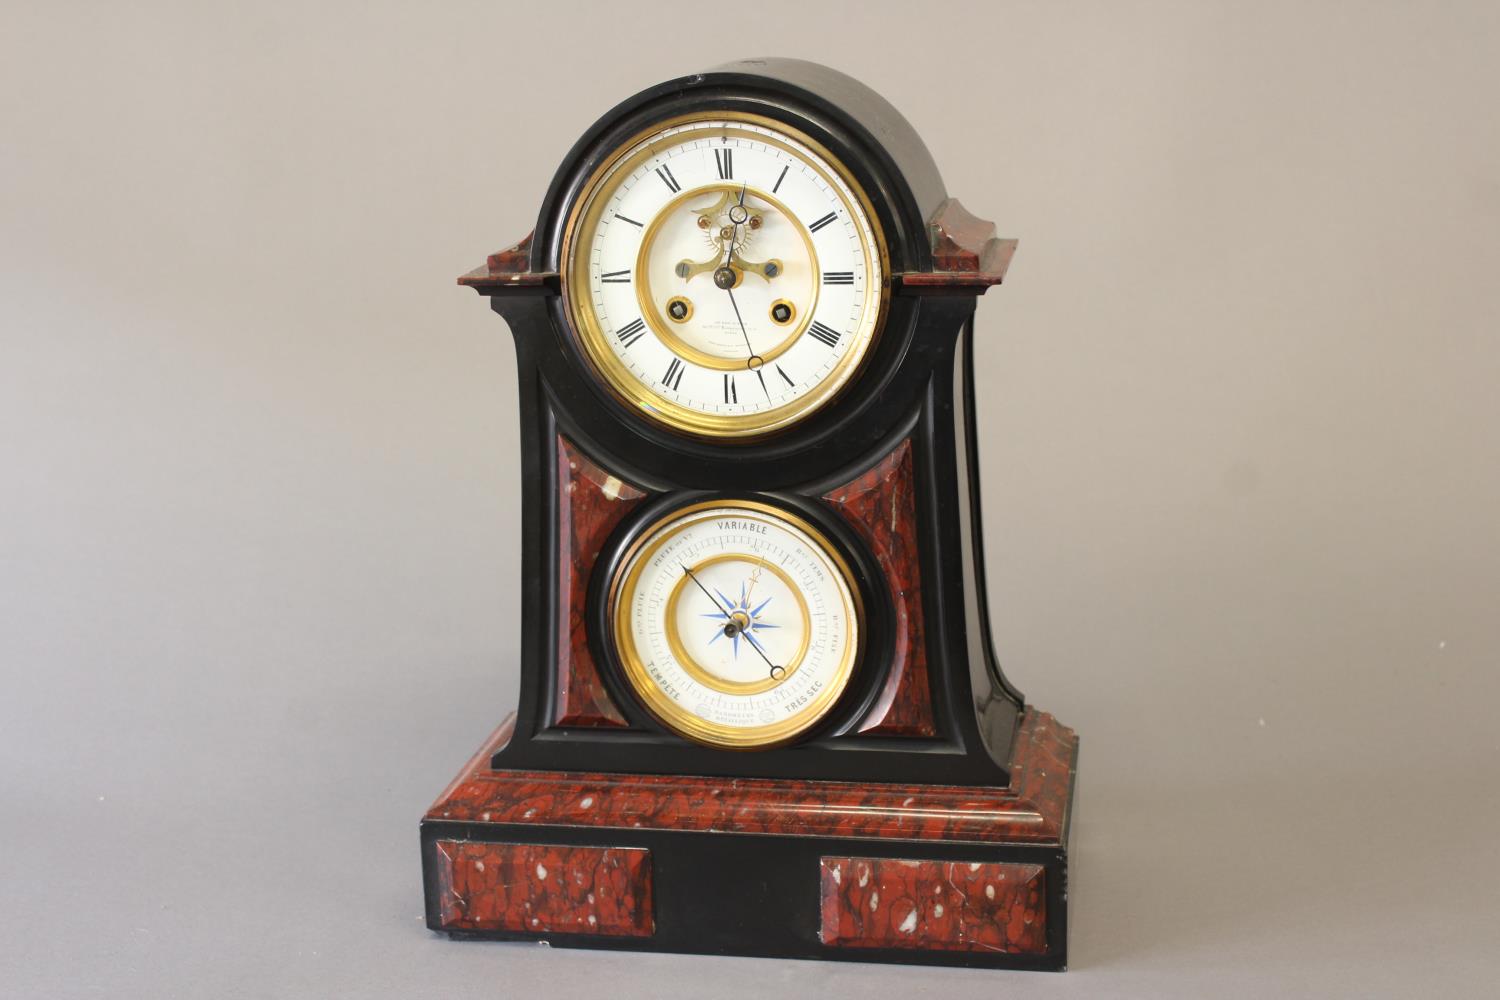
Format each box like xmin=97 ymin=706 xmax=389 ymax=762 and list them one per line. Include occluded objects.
xmin=902 ymin=198 xmax=1017 ymax=290
xmin=822 ymin=437 xmax=937 ymax=736
xmin=432 ymin=841 xmax=653 ymax=937
xmin=427 ymin=708 xmax=1076 ymax=845
xmin=457 ymin=231 xmax=554 ymax=290
xmin=554 ymin=435 xmax=646 ymax=727
xmin=819 ymin=857 xmax=1045 ymax=954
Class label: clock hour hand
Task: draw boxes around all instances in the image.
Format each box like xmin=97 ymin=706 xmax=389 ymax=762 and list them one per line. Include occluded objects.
xmin=678 ymin=188 xmax=776 ymax=283
xmin=722 ymin=186 xmax=780 ymax=280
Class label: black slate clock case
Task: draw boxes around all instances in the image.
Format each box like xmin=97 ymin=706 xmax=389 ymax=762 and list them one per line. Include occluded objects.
xmin=427 ymin=58 xmax=1080 ymax=972
xmin=481 ymin=59 xmax=1026 ymax=786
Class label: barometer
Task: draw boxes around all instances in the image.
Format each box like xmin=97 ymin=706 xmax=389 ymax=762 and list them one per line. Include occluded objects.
xmin=609 ymin=500 xmax=860 ymax=748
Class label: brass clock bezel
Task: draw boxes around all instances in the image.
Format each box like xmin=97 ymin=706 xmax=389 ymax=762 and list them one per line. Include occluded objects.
xmin=607 ymin=499 xmax=863 ymax=749
xmin=561 ymin=112 xmax=890 ymax=440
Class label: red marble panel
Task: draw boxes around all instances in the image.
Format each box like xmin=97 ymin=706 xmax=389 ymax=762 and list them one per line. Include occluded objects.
xmin=822 ymin=438 xmax=936 ymax=736
xmin=432 ymin=840 xmax=653 ymax=937
xmin=484 ymin=231 xmax=533 ymax=275
xmin=900 ymin=197 xmax=1017 ymax=291
xmin=457 ymin=231 xmax=555 ymax=290
xmin=426 ymin=709 xmax=1076 ymax=846
xmin=819 ymin=857 xmax=1045 ymax=954
xmin=554 ymin=436 xmax=646 ymax=727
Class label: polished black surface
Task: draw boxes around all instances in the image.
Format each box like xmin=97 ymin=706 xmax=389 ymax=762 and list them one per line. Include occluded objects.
xmin=470 ymin=59 xmax=1025 ymax=786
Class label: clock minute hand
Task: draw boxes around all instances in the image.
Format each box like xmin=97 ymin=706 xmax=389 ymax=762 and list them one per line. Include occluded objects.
xmin=725 ymin=287 xmax=770 ymax=402
xmin=719 ymin=244 xmax=772 ymax=403
xmin=713 ymin=186 xmax=771 ymax=401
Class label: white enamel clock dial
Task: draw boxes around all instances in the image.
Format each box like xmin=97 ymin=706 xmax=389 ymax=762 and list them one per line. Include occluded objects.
xmin=564 ymin=115 xmax=886 ymax=438
xmin=610 ymin=501 xmax=861 ymax=748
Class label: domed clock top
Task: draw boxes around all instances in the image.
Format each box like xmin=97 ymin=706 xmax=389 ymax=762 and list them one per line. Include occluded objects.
xmin=460 ymin=59 xmax=1016 ymax=453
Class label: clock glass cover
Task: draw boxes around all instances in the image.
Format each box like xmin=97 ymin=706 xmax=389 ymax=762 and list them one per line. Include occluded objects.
xmin=563 ymin=114 xmax=887 ymax=438
xmin=609 ymin=501 xmax=861 ymax=747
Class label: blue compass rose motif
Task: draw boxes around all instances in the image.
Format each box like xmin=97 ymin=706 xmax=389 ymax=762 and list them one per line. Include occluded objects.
xmin=679 ymin=558 xmax=788 ymax=680
xmin=701 ymin=569 xmax=779 ymax=661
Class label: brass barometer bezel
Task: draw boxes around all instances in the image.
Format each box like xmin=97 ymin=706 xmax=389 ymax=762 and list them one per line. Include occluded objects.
xmin=607 ymin=500 xmax=863 ymax=749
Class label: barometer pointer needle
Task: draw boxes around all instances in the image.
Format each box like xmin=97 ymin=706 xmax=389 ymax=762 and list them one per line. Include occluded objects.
xmin=680 ymin=562 xmax=783 ymax=678
xmin=680 ymin=562 xmax=731 ymax=613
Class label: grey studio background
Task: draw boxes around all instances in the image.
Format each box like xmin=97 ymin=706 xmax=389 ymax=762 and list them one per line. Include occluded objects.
xmin=3 ymin=3 xmax=1498 ymax=998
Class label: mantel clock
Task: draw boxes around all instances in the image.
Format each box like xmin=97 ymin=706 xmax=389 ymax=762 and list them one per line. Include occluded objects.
xmin=421 ymin=59 xmax=1080 ymax=971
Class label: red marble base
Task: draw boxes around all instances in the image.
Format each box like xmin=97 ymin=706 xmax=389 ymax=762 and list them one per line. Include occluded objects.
xmin=421 ymin=708 xmax=1077 ymax=970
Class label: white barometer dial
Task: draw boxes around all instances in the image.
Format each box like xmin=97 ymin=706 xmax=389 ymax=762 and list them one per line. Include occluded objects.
xmin=563 ymin=114 xmax=887 ymax=438
xmin=610 ymin=501 xmax=861 ymax=748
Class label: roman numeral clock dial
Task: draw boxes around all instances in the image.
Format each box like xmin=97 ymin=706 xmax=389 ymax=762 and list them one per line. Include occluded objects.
xmin=562 ymin=116 xmax=886 ymax=438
